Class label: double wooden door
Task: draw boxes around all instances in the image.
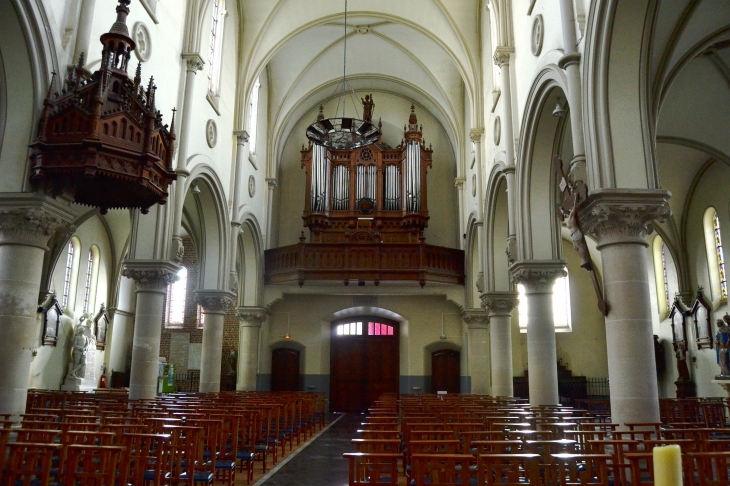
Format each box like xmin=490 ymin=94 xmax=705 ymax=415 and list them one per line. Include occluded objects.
xmin=271 ymin=347 xmax=300 ymax=391
xmin=431 ymin=349 xmax=460 ymax=394
xmin=329 ymin=318 xmax=399 ymax=413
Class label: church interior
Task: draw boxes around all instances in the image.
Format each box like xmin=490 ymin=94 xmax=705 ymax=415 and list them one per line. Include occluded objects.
xmin=1 ymin=0 xmax=730 ymax=483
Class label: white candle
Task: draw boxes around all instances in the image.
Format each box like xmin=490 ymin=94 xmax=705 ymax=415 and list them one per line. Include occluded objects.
xmin=653 ymin=444 xmax=682 ymax=486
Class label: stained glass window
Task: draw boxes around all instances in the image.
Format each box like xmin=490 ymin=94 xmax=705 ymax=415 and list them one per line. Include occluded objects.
xmin=62 ymin=241 xmax=74 ymax=309
xmin=82 ymin=249 xmax=93 ymax=313
xmin=368 ymin=322 xmax=394 ymax=336
xmin=166 ymin=267 xmax=188 ymax=328
xmin=714 ymin=212 xmax=728 ymax=301
xmin=335 ymin=322 xmax=362 ymax=335
xmin=661 ymin=243 xmax=670 ymax=311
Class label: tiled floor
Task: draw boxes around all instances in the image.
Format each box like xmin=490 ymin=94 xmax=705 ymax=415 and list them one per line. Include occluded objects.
xmin=258 ymin=413 xmax=361 ymax=486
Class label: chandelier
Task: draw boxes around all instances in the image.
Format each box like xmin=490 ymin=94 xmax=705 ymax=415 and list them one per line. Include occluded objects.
xmin=306 ymin=0 xmax=380 ymax=150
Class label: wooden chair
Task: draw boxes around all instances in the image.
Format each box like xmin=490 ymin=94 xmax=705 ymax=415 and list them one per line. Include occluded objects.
xmin=547 ymin=453 xmax=611 ymax=486
xmin=685 ymin=451 xmax=730 ymax=486
xmin=586 ymin=439 xmax=641 ymax=485
xmin=4 ymin=442 xmax=61 ymax=486
xmin=477 ymin=453 xmax=540 ymax=485
xmin=61 ymin=444 xmax=124 ymax=486
xmin=343 ymin=452 xmax=401 ymax=485
xmin=471 ymin=440 xmax=523 ymax=455
xmin=119 ymin=433 xmax=171 ymax=486
xmin=411 ymin=453 xmax=475 ymax=486
xmin=623 ymin=452 xmax=655 ymax=485
xmin=164 ymin=424 xmax=213 ymax=485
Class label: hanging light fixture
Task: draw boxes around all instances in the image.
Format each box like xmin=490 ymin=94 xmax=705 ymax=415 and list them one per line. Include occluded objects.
xmin=306 ymin=0 xmax=380 ymax=150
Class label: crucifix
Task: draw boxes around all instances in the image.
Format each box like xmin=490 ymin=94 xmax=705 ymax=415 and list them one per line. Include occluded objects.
xmin=555 ymin=156 xmax=609 ymax=317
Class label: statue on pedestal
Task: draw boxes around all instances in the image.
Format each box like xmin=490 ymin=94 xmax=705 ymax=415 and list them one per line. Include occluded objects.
xmin=715 ymin=316 xmax=730 ymax=378
xmin=66 ymin=315 xmax=91 ymax=381
xmin=361 ymin=94 xmax=375 ymax=123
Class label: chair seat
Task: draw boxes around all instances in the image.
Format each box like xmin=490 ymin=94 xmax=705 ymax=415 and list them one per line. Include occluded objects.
xmin=237 ymin=451 xmax=255 ymax=461
xmin=143 ymin=470 xmax=171 ymax=481
xmin=215 ymin=460 xmax=236 ymax=471
xmin=254 ymin=445 xmax=268 ymax=451
xmin=179 ymin=471 xmax=215 ymax=483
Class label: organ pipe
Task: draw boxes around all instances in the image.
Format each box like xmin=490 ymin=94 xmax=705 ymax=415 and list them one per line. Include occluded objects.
xmin=406 ymin=142 xmax=420 ymax=212
xmin=332 ymin=165 xmax=349 ymax=210
xmin=311 ymin=144 xmax=329 ymax=212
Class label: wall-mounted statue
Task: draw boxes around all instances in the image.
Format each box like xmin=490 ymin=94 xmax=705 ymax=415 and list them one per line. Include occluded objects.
xmin=361 ymin=94 xmax=375 ymax=123
xmin=715 ymin=316 xmax=730 ymax=378
xmin=66 ymin=315 xmax=91 ymax=381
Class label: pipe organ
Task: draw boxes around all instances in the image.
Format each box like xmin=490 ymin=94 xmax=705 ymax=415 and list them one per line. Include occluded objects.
xmin=301 ymin=105 xmax=432 ymax=244
xmin=265 ymin=105 xmax=464 ymax=287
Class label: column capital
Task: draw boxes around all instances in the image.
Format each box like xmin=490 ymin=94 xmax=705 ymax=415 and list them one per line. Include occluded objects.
xmin=236 ymin=306 xmax=268 ymax=327
xmin=480 ymin=291 xmax=519 ymax=316
xmin=461 ymin=309 xmax=489 ymax=329
xmin=493 ymin=46 xmax=514 ymax=67
xmin=0 ymin=194 xmax=76 ymax=250
xmin=182 ymin=53 xmax=205 ymax=72
xmin=454 ymin=177 xmax=466 ymax=190
xmin=579 ymin=189 xmax=671 ymax=248
xmin=196 ymin=289 xmax=236 ymax=313
xmin=122 ymin=260 xmax=180 ymax=291
xmin=266 ymin=178 xmax=278 ymax=190
xmin=469 ymin=129 xmax=485 ymax=144
xmin=234 ymin=130 xmax=250 ymax=145
xmin=510 ymin=260 xmax=567 ymax=293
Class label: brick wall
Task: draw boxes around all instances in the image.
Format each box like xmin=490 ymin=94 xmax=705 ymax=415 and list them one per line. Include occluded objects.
xmin=159 ymin=236 xmax=240 ymax=388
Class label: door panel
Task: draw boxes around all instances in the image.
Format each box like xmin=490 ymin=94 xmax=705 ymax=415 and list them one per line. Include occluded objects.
xmin=432 ymin=349 xmax=460 ymax=394
xmin=271 ymin=348 xmax=300 ymax=392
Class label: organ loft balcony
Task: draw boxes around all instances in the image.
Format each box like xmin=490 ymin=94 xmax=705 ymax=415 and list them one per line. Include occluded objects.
xmin=264 ymin=106 xmax=465 ymax=288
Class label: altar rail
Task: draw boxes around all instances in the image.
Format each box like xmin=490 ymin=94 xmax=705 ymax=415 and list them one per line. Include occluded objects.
xmin=265 ymin=242 xmax=465 ymax=286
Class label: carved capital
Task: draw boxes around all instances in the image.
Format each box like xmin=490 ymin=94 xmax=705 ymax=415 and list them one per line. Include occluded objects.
xmin=480 ymin=291 xmax=519 ymax=316
xmin=510 ymin=260 xmax=567 ymax=294
xmin=234 ymin=130 xmax=250 ymax=145
xmin=0 ymin=195 xmax=76 ymax=250
xmin=236 ymin=306 xmax=268 ymax=327
xmin=182 ymin=53 xmax=204 ymax=72
xmin=493 ymin=47 xmax=514 ymax=67
xmin=122 ymin=260 xmax=180 ymax=291
xmin=266 ymin=178 xmax=278 ymax=190
xmin=579 ymin=189 xmax=671 ymax=248
xmin=461 ymin=309 xmax=489 ymax=329
xmin=469 ymin=129 xmax=485 ymax=144
xmin=454 ymin=177 xmax=466 ymax=190
xmin=195 ymin=289 xmax=236 ymax=313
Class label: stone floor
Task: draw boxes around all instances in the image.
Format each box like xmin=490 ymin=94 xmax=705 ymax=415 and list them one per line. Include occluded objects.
xmin=256 ymin=413 xmax=361 ymax=486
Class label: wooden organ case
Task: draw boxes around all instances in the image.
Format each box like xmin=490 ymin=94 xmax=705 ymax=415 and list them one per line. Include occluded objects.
xmin=265 ymin=106 xmax=465 ymax=287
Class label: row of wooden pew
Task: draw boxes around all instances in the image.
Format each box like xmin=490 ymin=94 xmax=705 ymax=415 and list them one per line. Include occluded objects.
xmin=344 ymin=393 xmax=730 ymax=485
xmin=0 ymin=389 xmax=327 ymax=486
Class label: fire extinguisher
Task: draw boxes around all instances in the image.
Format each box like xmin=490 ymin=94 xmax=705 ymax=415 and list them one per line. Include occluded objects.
xmin=99 ymin=363 xmax=107 ymax=388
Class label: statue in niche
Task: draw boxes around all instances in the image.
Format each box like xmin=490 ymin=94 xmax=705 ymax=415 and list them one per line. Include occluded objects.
xmin=66 ymin=314 xmax=91 ymax=380
xmin=674 ymin=342 xmax=691 ymax=381
xmin=715 ymin=316 xmax=730 ymax=378
xmin=361 ymin=94 xmax=375 ymax=123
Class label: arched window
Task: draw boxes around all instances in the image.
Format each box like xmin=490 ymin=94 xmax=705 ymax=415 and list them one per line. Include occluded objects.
xmin=517 ymin=272 xmax=572 ymax=332
xmin=166 ymin=267 xmax=188 ymax=328
xmin=652 ymin=236 xmax=671 ymax=318
xmin=81 ymin=246 xmax=100 ymax=314
xmin=249 ymin=77 xmax=261 ymax=154
xmin=62 ymin=237 xmax=81 ymax=310
xmin=703 ymin=207 xmax=728 ymax=303
xmin=207 ymin=0 xmax=226 ymax=94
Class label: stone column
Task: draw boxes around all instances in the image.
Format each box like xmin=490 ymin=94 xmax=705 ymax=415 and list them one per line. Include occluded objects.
xmin=494 ymin=48 xmax=515 ymax=167
xmin=470 ymin=130 xmax=487 ymax=290
xmin=106 ymin=275 xmax=136 ymax=378
xmin=454 ymin=178 xmax=466 ymax=250
xmin=196 ymin=290 xmax=236 ymax=393
xmin=482 ymin=291 xmax=519 ymax=397
xmin=73 ymin=0 xmax=97 ymax=65
xmin=236 ymin=307 xmax=267 ymax=391
xmin=229 ymin=131 xmax=249 ymax=290
xmin=462 ymin=310 xmax=490 ymax=395
xmin=265 ymin=178 xmax=277 ymax=249
xmin=122 ymin=261 xmax=179 ymax=400
xmin=511 ymin=261 xmax=567 ymax=406
xmin=171 ymin=54 xmax=205 ymax=262
xmin=580 ymin=189 xmax=671 ymax=427
xmin=0 ymin=197 xmax=74 ymax=417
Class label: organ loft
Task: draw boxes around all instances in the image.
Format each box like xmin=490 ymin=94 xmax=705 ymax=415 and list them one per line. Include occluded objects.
xmin=264 ymin=105 xmax=465 ymax=287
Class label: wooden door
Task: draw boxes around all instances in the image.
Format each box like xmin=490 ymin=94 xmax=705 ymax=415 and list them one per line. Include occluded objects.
xmin=431 ymin=349 xmax=460 ymax=394
xmin=330 ymin=318 xmax=399 ymax=413
xmin=271 ymin=348 xmax=300 ymax=392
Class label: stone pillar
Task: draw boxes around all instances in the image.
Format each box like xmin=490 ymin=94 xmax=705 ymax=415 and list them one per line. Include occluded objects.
xmin=229 ymin=131 xmax=249 ymax=290
xmin=106 ymin=275 xmax=137 ymax=378
xmin=196 ymin=290 xmax=236 ymax=393
xmin=482 ymin=291 xmax=519 ymax=397
xmin=171 ymin=54 xmax=205 ymax=262
xmin=493 ymin=48 xmax=515 ymax=167
xmin=0 ymin=197 xmax=74 ymax=417
xmin=122 ymin=261 xmax=179 ymax=400
xmin=462 ymin=310 xmax=490 ymax=395
xmin=454 ymin=178 xmax=466 ymax=249
xmin=73 ymin=0 xmax=97 ymax=64
xmin=580 ymin=189 xmax=671 ymax=427
xmin=236 ymin=307 xmax=267 ymax=391
xmin=265 ymin=178 xmax=277 ymax=249
xmin=511 ymin=261 xmax=567 ymax=406
xmin=470 ymin=129 xmax=487 ymax=289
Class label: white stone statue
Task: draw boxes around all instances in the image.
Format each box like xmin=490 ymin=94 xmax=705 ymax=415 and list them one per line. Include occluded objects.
xmin=66 ymin=314 xmax=91 ymax=380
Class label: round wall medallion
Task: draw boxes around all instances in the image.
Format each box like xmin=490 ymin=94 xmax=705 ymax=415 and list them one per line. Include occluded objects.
xmin=248 ymin=175 xmax=256 ymax=198
xmin=493 ymin=116 xmax=502 ymax=146
xmin=133 ymin=22 xmax=151 ymax=62
xmin=206 ymin=119 xmax=217 ymax=148
xmin=531 ymin=15 xmax=544 ymax=57
xmin=472 ymin=174 xmax=477 ymax=197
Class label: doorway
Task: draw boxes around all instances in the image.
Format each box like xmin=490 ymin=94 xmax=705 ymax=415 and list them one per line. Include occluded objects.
xmin=271 ymin=347 xmax=300 ymax=391
xmin=329 ymin=317 xmax=399 ymax=413
xmin=431 ymin=349 xmax=460 ymax=394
